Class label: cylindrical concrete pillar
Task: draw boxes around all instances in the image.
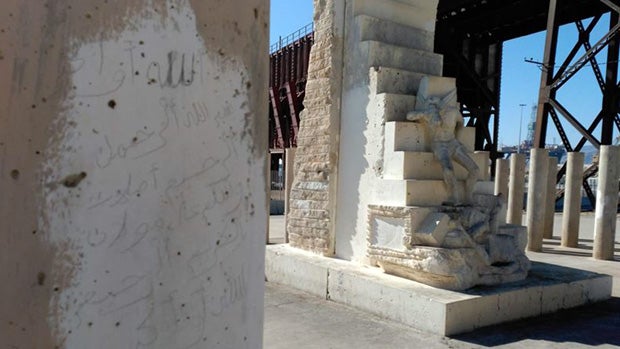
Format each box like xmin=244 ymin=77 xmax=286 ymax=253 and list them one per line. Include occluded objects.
xmin=543 ymin=156 xmax=558 ymax=239
xmin=526 ymin=149 xmax=549 ymax=251
xmin=561 ymin=152 xmax=585 ymax=247
xmin=593 ymin=145 xmax=620 ymax=260
xmin=494 ymin=158 xmax=510 ymax=197
xmin=284 ymin=147 xmax=297 ymax=243
xmin=507 ymin=154 xmax=526 ymax=225
xmin=0 ymin=1 xmax=269 ymax=347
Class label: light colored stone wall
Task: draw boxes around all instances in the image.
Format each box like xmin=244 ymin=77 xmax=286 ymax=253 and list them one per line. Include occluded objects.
xmin=0 ymin=0 xmax=268 ymax=347
xmin=335 ymin=0 xmax=439 ymax=262
xmin=287 ymin=0 xmax=345 ymax=255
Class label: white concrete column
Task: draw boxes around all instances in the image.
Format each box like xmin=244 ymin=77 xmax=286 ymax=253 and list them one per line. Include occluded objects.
xmin=526 ymin=149 xmax=549 ymax=251
xmin=593 ymin=145 xmax=620 ymax=260
xmin=284 ymin=147 xmax=297 ymax=243
xmin=0 ymin=0 xmax=269 ymax=348
xmin=507 ymin=154 xmax=526 ymax=225
xmin=543 ymin=156 xmax=558 ymax=239
xmin=561 ymin=152 xmax=585 ymax=247
xmin=494 ymin=158 xmax=510 ymax=198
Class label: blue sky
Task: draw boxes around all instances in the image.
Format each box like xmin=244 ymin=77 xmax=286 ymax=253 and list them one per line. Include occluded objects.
xmin=270 ymin=0 xmax=613 ymax=147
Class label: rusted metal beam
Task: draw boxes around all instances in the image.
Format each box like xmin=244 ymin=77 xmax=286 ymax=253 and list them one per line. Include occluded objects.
xmin=285 ymin=82 xmax=300 ymax=147
xmin=534 ymin=0 xmax=559 ymax=148
xmin=269 ymin=87 xmax=286 ymax=148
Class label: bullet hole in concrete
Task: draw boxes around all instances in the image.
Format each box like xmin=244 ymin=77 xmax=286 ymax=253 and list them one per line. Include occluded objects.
xmin=231 ymin=218 xmax=235 ymax=223
xmin=148 ymin=78 xmax=157 ymax=85
xmin=218 ymin=48 xmax=225 ymax=56
xmin=108 ymin=99 xmax=116 ymax=109
xmin=88 ymin=322 xmax=93 ymax=327
xmin=37 ymin=272 xmax=46 ymax=286
xmin=216 ymin=240 xmax=220 ymax=246
xmin=244 ymin=336 xmax=248 ymax=341
xmin=32 ymin=230 xmax=37 ymax=235
xmin=35 ymin=150 xmax=40 ymax=155
xmin=135 ymin=71 xmax=139 ymax=76
xmin=85 ymin=13 xmax=92 ymax=19
xmin=61 ymin=171 xmax=87 ymax=188
xmin=41 ymin=97 xmax=47 ymax=103
xmin=132 ymin=136 xmax=138 ymax=143
xmin=181 ymin=303 xmax=185 ymax=307
xmin=115 ymin=322 xmax=120 ymax=327
xmin=177 ymin=251 xmax=181 ymax=256
xmin=141 ymin=52 xmax=145 ymax=58
xmin=246 ymin=81 xmax=252 ymax=89
xmin=31 ymin=104 xmax=36 ymax=109
xmin=139 ymin=40 xmax=144 ymax=45
xmin=68 ymin=330 xmax=72 ymax=334
xmin=159 ymin=282 xmax=163 ymax=286
xmin=53 ymin=287 xmax=59 ymax=292
xmin=10 ymin=169 xmax=19 ymax=180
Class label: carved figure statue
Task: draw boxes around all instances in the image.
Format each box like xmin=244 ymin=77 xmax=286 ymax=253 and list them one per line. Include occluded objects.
xmin=406 ymin=80 xmax=479 ymax=204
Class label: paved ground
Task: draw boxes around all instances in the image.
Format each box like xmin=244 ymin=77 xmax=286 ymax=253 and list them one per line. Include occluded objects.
xmin=265 ymin=213 xmax=620 ymax=348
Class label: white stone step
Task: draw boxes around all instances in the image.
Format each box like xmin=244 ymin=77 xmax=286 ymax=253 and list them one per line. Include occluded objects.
xmin=385 ymin=121 xmax=476 ymax=153
xmin=369 ymin=67 xmax=427 ymax=95
xmin=360 ymin=41 xmax=443 ymax=76
xmin=374 ymin=93 xmax=417 ymax=122
xmin=356 ymin=14 xmax=434 ymax=52
xmin=376 ymin=180 xmax=494 ymax=207
xmin=353 ymin=0 xmax=438 ymax=32
xmin=384 ymin=151 xmax=490 ymax=181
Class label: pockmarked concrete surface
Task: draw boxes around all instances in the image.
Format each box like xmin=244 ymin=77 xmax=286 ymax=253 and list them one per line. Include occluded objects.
xmin=266 ymin=214 xmax=620 ymax=348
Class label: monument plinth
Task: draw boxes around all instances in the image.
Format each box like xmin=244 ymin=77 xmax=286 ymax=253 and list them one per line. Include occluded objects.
xmin=368 ymin=76 xmax=530 ymax=290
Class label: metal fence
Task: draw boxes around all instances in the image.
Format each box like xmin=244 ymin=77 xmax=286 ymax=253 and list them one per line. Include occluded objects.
xmin=270 ymin=23 xmax=314 ymax=53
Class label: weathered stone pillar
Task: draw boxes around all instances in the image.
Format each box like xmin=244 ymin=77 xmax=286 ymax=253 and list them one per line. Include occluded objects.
xmin=494 ymin=158 xmax=510 ymax=198
xmin=287 ymin=0 xmax=345 ymax=256
xmin=507 ymin=154 xmax=526 ymax=225
xmin=543 ymin=156 xmax=558 ymax=239
xmin=593 ymin=145 xmax=620 ymax=260
xmin=561 ymin=152 xmax=584 ymax=247
xmin=0 ymin=0 xmax=268 ymax=347
xmin=526 ymin=149 xmax=549 ymax=251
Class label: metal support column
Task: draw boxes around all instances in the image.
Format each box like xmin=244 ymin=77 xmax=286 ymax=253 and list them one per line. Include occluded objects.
xmin=534 ymin=0 xmax=559 ymax=148
xmin=602 ymin=11 xmax=620 ymax=145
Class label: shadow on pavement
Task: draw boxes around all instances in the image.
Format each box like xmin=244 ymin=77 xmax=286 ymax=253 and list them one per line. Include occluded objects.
xmin=452 ymin=297 xmax=620 ymax=347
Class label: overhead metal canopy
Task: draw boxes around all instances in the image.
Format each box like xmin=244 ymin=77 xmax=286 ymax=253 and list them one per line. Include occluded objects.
xmin=437 ymin=0 xmax=609 ymax=43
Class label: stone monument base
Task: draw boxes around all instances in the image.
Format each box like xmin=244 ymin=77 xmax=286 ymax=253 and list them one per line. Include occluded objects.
xmin=265 ymin=244 xmax=612 ymax=335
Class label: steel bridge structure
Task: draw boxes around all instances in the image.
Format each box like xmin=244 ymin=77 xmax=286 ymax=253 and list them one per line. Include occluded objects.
xmin=269 ymin=0 xmax=620 ymax=207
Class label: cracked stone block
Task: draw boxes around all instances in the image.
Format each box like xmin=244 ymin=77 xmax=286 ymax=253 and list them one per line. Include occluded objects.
xmin=410 ymin=212 xmax=451 ymax=247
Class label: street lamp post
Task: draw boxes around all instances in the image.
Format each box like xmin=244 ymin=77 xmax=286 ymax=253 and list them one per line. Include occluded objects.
xmin=518 ymin=103 xmax=526 ymax=153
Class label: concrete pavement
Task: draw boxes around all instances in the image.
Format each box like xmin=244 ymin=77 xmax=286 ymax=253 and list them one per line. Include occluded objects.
xmin=265 ymin=213 xmax=620 ymax=348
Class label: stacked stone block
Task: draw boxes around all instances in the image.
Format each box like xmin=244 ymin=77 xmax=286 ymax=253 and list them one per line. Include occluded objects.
xmin=287 ymin=0 xmax=344 ymax=255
